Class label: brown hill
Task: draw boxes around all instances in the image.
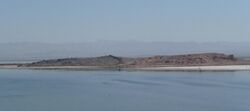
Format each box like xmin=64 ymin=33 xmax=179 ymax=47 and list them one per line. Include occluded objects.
xmin=133 ymin=53 xmax=239 ymax=67
xmin=21 ymin=53 xmax=250 ymax=67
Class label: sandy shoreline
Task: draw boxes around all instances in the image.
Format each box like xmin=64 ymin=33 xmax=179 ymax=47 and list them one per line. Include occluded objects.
xmin=0 ymin=65 xmax=20 ymax=69
xmin=1 ymin=65 xmax=250 ymax=71
xmin=136 ymin=65 xmax=250 ymax=71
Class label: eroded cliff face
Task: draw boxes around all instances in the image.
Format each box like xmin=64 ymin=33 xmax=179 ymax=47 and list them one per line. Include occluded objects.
xmin=22 ymin=53 xmax=249 ymax=67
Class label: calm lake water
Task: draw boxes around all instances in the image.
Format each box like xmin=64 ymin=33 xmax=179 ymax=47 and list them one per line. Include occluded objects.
xmin=0 ymin=69 xmax=250 ymax=111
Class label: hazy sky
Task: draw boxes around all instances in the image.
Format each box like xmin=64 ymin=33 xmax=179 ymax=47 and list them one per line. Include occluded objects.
xmin=1 ymin=0 xmax=250 ymax=43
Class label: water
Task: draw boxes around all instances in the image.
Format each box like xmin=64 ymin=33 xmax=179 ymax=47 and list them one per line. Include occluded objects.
xmin=0 ymin=69 xmax=250 ymax=111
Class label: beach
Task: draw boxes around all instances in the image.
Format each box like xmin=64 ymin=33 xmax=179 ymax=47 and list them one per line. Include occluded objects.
xmin=1 ymin=64 xmax=250 ymax=71
xmin=136 ymin=65 xmax=250 ymax=71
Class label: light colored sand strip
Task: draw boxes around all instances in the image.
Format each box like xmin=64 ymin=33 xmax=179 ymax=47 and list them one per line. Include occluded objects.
xmin=137 ymin=65 xmax=250 ymax=71
xmin=1 ymin=65 xmax=250 ymax=71
xmin=23 ymin=66 xmax=104 ymax=69
xmin=0 ymin=65 xmax=19 ymax=69
xmin=0 ymin=65 xmax=112 ymax=69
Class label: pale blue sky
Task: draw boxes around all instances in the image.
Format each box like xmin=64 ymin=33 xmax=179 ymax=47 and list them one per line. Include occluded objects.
xmin=1 ymin=0 xmax=250 ymax=43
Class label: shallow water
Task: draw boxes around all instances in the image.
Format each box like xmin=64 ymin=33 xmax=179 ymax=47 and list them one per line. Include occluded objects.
xmin=0 ymin=69 xmax=250 ymax=111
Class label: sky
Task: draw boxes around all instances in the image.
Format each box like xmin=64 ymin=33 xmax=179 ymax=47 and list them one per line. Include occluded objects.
xmin=1 ymin=0 xmax=250 ymax=43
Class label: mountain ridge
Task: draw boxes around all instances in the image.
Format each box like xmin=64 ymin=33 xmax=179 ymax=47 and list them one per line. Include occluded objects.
xmin=1 ymin=42 xmax=250 ymax=61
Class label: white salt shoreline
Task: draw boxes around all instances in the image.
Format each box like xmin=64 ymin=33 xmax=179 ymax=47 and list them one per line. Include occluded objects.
xmin=136 ymin=65 xmax=250 ymax=71
xmin=1 ymin=65 xmax=250 ymax=71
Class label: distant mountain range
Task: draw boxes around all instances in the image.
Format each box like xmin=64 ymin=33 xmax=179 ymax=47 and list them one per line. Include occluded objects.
xmin=1 ymin=41 xmax=250 ymax=61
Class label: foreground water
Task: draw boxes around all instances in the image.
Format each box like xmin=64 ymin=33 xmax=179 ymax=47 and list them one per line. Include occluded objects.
xmin=0 ymin=69 xmax=250 ymax=111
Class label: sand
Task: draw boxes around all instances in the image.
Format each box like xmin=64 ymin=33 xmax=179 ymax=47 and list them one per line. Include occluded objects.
xmin=1 ymin=65 xmax=250 ymax=71
xmin=137 ymin=65 xmax=250 ymax=71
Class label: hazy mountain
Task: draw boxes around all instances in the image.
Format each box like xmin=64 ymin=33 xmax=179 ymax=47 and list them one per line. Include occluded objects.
xmin=1 ymin=41 xmax=250 ymax=61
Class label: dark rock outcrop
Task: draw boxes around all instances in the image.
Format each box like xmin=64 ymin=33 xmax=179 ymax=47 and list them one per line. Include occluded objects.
xmin=24 ymin=55 xmax=123 ymax=67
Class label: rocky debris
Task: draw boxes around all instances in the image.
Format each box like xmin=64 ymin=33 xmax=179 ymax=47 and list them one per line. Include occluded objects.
xmin=22 ymin=53 xmax=249 ymax=67
xmin=134 ymin=53 xmax=237 ymax=66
